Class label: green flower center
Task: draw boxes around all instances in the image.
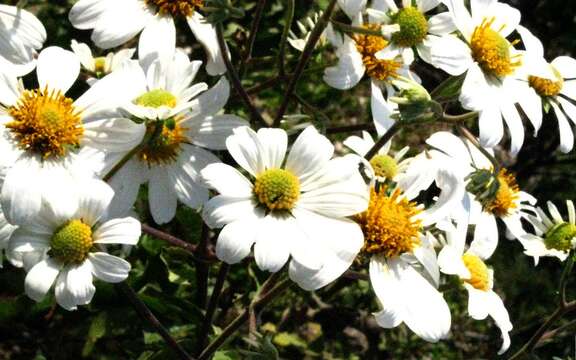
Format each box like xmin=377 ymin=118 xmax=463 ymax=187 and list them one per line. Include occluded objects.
xmin=94 ymin=57 xmax=106 ymax=74
xmin=544 ymin=222 xmax=576 ymax=252
xmin=253 ymin=168 xmax=300 ymax=211
xmin=49 ymin=219 xmax=93 ymax=264
xmin=135 ymin=89 xmax=177 ymax=108
xmin=391 ymin=7 xmax=429 ymax=48
xmin=370 ymin=154 xmax=398 ymax=180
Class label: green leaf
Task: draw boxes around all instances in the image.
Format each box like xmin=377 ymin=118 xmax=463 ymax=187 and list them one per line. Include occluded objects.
xmin=82 ymin=312 xmax=108 ymax=357
xmin=430 ymin=74 xmax=466 ymax=101
xmin=273 ymin=332 xmax=307 ymax=349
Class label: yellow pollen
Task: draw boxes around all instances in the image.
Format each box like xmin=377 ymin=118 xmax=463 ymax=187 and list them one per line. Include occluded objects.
xmin=49 ymin=219 xmax=93 ymax=264
xmin=462 ymin=253 xmax=490 ymax=291
xmin=470 ymin=17 xmax=521 ymax=77
xmin=483 ymin=169 xmax=520 ymax=217
xmin=356 ymin=187 xmax=421 ymax=258
xmin=391 ymin=6 xmax=429 ymax=48
xmin=135 ymin=89 xmax=178 ymax=109
xmin=94 ymin=57 xmax=107 ymax=74
xmin=355 ymin=25 xmax=402 ymax=82
xmin=253 ymin=168 xmax=300 ymax=212
xmin=7 ymin=87 xmax=83 ymax=159
xmin=370 ymin=154 xmax=398 ymax=180
xmin=529 ymin=66 xmax=564 ymax=97
xmin=145 ymin=0 xmax=203 ymax=17
xmin=139 ymin=119 xmax=188 ymax=166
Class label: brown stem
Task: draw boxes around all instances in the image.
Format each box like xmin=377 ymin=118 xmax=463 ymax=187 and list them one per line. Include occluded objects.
xmin=325 ymin=123 xmax=374 ymax=135
xmin=215 ymin=23 xmax=268 ymax=128
xmin=116 ymin=282 xmax=195 ymax=360
xmin=364 ymin=121 xmax=402 ymax=160
xmin=278 ymin=0 xmax=295 ymax=77
xmin=195 ymin=223 xmax=212 ymax=309
xmin=198 ymin=262 xmax=230 ymax=352
xmin=141 ymin=224 xmax=216 ymax=263
xmin=240 ymin=0 xmax=268 ymax=78
xmin=272 ymin=0 xmax=339 ymax=127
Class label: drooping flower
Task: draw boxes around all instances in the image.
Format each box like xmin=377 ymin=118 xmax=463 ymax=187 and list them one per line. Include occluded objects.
xmin=520 ymin=200 xmax=576 ymax=264
xmin=71 ymin=39 xmax=136 ymax=85
xmin=429 ymin=0 xmax=552 ymax=154
xmin=7 ymin=177 xmax=141 ymax=311
xmin=359 ymin=185 xmax=452 ymax=342
xmin=68 ymin=0 xmax=226 ymax=75
xmin=201 ymin=126 xmax=369 ymax=290
xmin=0 ymin=47 xmax=146 ymax=225
xmin=437 ymin=219 xmax=513 ymax=354
xmin=107 ymin=51 xmax=248 ymax=224
xmin=0 ymin=4 xmax=47 ymax=75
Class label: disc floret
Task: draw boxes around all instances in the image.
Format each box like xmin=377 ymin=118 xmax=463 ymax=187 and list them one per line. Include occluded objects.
xmin=391 ymin=7 xmax=429 ymax=48
xmin=544 ymin=222 xmax=576 ymax=252
xmin=49 ymin=219 xmax=94 ymax=264
xmin=354 ymin=25 xmax=402 ymax=82
xmin=253 ymin=168 xmax=300 ymax=211
xmin=145 ymin=0 xmax=203 ymax=17
xmin=470 ymin=18 xmax=521 ymax=77
xmin=462 ymin=253 xmax=490 ymax=291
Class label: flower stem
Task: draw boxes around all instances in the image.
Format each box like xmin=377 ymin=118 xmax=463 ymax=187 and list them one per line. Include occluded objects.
xmin=240 ymin=0 xmax=268 ymax=78
xmin=141 ymin=224 xmax=216 ymax=264
xmin=198 ymin=262 xmax=230 ymax=352
xmin=195 ymin=223 xmax=212 ymax=309
xmin=215 ymin=22 xmax=268 ymax=128
xmin=197 ymin=274 xmax=291 ymax=360
xmin=330 ymin=19 xmax=384 ymax=37
xmin=364 ymin=121 xmax=402 ymax=160
xmin=278 ymin=0 xmax=295 ymax=77
xmin=457 ymin=125 xmax=500 ymax=173
xmin=116 ymin=282 xmax=195 ymax=360
xmin=272 ymin=0 xmax=339 ymax=127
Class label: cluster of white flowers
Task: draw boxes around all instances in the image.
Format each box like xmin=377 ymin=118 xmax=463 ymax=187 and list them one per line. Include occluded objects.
xmin=0 ymin=0 xmax=574 ymax=356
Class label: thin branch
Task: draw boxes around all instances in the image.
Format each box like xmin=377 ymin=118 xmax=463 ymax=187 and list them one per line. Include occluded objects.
xmin=278 ymin=0 xmax=295 ymax=77
xmin=326 ymin=123 xmax=374 ymax=135
xmin=141 ymin=224 xmax=217 ymax=263
xmin=272 ymin=0 xmax=339 ymax=127
xmin=198 ymin=263 xmax=231 ymax=352
xmin=195 ymin=223 xmax=212 ymax=309
xmin=457 ymin=125 xmax=500 ymax=173
xmin=116 ymin=282 xmax=195 ymax=360
xmin=330 ymin=19 xmax=384 ymax=37
xmin=215 ymin=23 xmax=268 ymax=128
xmin=197 ymin=276 xmax=292 ymax=360
xmin=240 ymin=0 xmax=268 ymax=78
xmin=293 ymin=92 xmax=331 ymax=124
xmin=441 ymin=111 xmax=479 ymax=123
xmin=364 ymin=121 xmax=402 ymax=160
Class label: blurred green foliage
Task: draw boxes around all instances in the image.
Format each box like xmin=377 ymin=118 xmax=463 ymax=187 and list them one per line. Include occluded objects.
xmin=1 ymin=0 xmax=576 ymax=359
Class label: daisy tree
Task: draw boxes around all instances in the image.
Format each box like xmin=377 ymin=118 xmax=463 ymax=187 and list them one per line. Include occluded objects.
xmin=0 ymin=0 xmax=575 ymax=359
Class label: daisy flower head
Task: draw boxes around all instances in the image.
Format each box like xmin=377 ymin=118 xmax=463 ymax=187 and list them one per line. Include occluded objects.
xmin=323 ymin=1 xmax=417 ymax=97
xmin=368 ymin=0 xmax=456 ymax=65
xmin=437 ymin=218 xmax=513 ymax=355
xmin=425 ymin=131 xmax=537 ymax=242
xmin=520 ymin=200 xmax=576 ymax=264
xmin=71 ymin=39 xmax=136 ymax=86
xmin=107 ymin=51 xmax=248 ymax=224
xmin=68 ymin=0 xmax=226 ymax=75
xmin=358 ymin=184 xmax=452 ymax=342
xmin=201 ymin=126 xmax=369 ymax=290
xmin=429 ymin=0 xmax=548 ymax=154
xmin=7 ymin=177 xmax=141 ymax=311
xmin=0 ymin=4 xmax=47 ymax=76
xmin=514 ymin=27 xmax=576 ymax=153
xmin=0 ymin=46 xmax=147 ymax=226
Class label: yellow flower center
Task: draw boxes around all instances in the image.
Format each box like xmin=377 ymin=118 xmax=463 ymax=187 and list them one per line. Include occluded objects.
xmin=544 ymin=222 xmax=576 ymax=252
xmin=94 ymin=57 xmax=107 ymax=74
xmin=470 ymin=17 xmax=521 ymax=77
xmin=253 ymin=168 xmax=300 ymax=211
xmin=483 ymin=169 xmax=520 ymax=217
xmin=355 ymin=25 xmax=402 ymax=82
xmin=356 ymin=187 xmax=421 ymax=258
xmin=139 ymin=119 xmax=188 ymax=165
xmin=135 ymin=89 xmax=178 ymax=109
xmin=391 ymin=6 xmax=429 ymax=48
xmin=145 ymin=0 xmax=203 ymax=17
xmin=529 ymin=66 xmax=564 ymax=97
xmin=462 ymin=253 xmax=490 ymax=291
xmin=370 ymin=154 xmax=398 ymax=180
xmin=6 ymin=87 xmax=83 ymax=159
xmin=49 ymin=219 xmax=93 ymax=264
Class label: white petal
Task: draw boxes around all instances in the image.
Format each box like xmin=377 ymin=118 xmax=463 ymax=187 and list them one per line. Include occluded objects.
xmin=226 ymin=126 xmax=265 ymax=176
xmin=551 ymin=101 xmax=574 ymax=153
xmin=74 ymin=178 xmax=114 ymax=226
xmin=89 ymin=1 xmax=152 ymax=49
xmin=478 ymin=105 xmax=504 ymax=149
xmin=501 ymin=101 xmax=525 ymax=156
xmin=553 ymin=56 xmax=576 ymax=79
xmin=89 ymin=252 xmax=131 ymax=283
xmin=186 ymin=77 xmax=230 ymax=119
xmin=466 ymin=285 xmax=489 ymax=319
xmin=338 ymin=0 xmax=367 ymax=19
xmin=428 ymin=34 xmax=472 ymax=76
xmin=148 ymin=169 xmax=178 ymax=224
xmin=93 ymin=217 xmax=141 ymax=245
xmin=83 ymin=118 xmax=146 ymax=153
xmin=187 ymin=115 xmax=249 ymax=150
xmin=138 ymin=15 xmax=176 ymax=71
xmin=371 ymin=82 xmax=396 ymax=134
xmin=254 ymin=215 xmax=291 ymax=272
xmin=62 ymin=261 xmax=95 ymax=309
xmin=36 ymin=47 xmax=80 ymax=94
xmin=1 ymin=156 xmax=43 ymax=225
xmin=323 ymin=37 xmax=365 ymax=90
xmin=257 ymin=128 xmax=287 ymax=169
xmin=470 ymin=212 xmax=498 ymax=259
xmin=24 ymin=258 xmax=61 ymax=302
xmin=215 ymin=219 xmax=259 ymax=264
xmin=187 ymin=13 xmax=227 ymax=76
xmin=171 ymin=146 xmax=217 ymax=209
xmin=202 ymin=195 xmax=259 ymax=228
xmin=286 ymin=126 xmax=334 ymax=183
xmin=437 ymin=245 xmax=470 ymax=278
xmin=68 ymin=0 xmax=114 ymax=30
xmin=427 ymin=12 xmax=456 ymax=35
xmin=201 ymin=163 xmax=253 ymax=197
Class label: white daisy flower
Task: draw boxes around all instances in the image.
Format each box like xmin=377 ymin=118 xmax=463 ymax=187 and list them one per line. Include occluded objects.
xmin=520 ymin=200 xmax=576 ymax=264
xmin=368 ymin=0 xmax=456 ymax=65
xmin=68 ymin=0 xmax=226 ymax=75
xmin=0 ymin=46 xmax=146 ymax=226
xmin=437 ymin=219 xmax=513 ymax=355
xmin=201 ymin=126 xmax=369 ymax=290
xmin=358 ymin=185 xmax=452 ymax=342
xmin=0 ymin=209 xmax=17 ymax=267
xmin=514 ymin=27 xmax=576 ymax=153
xmin=0 ymin=4 xmax=47 ymax=76
xmin=323 ymin=2 xmax=417 ymax=102
xmin=7 ymin=177 xmax=141 ymax=311
xmin=425 ymin=131 xmax=537 ymax=244
xmin=429 ymin=0 xmax=550 ymax=155
xmin=107 ymin=51 xmax=248 ymax=224
xmin=71 ymin=39 xmax=136 ymax=86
